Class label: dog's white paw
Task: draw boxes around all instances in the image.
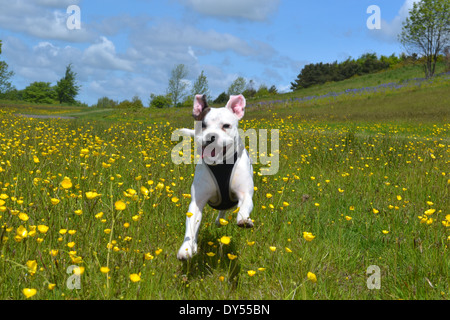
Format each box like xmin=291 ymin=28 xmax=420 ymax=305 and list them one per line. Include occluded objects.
xmin=237 ymin=218 xmax=254 ymax=228
xmin=177 ymin=239 xmax=197 ymax=260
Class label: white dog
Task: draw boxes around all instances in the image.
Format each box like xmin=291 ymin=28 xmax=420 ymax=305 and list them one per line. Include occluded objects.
xmin=177 ymin=94 xmax=254 ymax=260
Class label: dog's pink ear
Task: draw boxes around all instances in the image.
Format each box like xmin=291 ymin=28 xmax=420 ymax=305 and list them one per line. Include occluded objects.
xmin=225 ymin=94 xmax=246 ymax=119
xmin=193 ymin=94 xmax=209 ymax=119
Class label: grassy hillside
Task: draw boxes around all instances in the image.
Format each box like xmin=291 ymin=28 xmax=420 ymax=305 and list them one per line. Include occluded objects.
xmin=0 ymin=63 xmax=449 ymax=300
xmin=247 ymin=62 xmax=447 ymax=104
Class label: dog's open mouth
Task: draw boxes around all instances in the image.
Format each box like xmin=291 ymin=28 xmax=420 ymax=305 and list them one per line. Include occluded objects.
xmin=201 ymin=145 xmax=227 ymax=159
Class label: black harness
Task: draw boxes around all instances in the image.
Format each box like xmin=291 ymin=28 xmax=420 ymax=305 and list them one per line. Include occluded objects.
xmin=206 ymin=152 xmax=239 ymax=210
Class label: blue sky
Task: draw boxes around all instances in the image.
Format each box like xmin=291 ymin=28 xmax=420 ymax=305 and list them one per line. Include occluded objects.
xmin=0 ymin=0 xmax=417 ymax=105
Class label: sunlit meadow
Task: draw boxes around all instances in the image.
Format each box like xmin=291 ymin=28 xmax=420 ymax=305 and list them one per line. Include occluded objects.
xmin=0 ymin=74 xmax=449 ymax=300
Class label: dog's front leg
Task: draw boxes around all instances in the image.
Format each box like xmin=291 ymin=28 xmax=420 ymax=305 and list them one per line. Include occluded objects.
xmin=177 ymin=166 xmax=216 ymax=260
xmin=177 ymin=200 xmax=204 ymax=260
xmin=236 ymin=192 xmax=254 ymax=228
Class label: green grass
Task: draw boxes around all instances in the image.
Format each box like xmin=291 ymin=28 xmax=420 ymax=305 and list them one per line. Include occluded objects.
xmin=0 ymin=66 xmax=449 ymax=300
xmin=247 ymin=62 xmax=447 ymax=104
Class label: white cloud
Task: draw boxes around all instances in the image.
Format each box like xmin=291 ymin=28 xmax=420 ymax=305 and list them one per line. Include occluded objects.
xmin=1 ymin=2 xmax=289 ymax=104
xmin=130 ymin=22 xmax=258 ymax=57
xmin=0 ymin=0 xmax=94 ymax=42
xmin=181 ymin=0 xmax=280 ymax=21
xmin=82 ymin=37 xmax=134 ymax=72
xmin=370 ymin=0 xmax=420 ymax=43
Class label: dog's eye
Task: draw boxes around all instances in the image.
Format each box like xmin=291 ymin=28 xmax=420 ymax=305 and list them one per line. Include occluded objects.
xmin=223 ymin=124 xmax=231 ymax=129
xmin=202 ymin=122 xmax=207 ymax=128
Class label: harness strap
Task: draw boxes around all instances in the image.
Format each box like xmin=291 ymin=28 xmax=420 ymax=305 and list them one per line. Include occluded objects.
xmin=206 ymin=152 xmax=239 ymax=210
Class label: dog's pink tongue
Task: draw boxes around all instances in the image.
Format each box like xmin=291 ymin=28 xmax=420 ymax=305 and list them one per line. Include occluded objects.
xmin=201 ymin=146 xmax=215 ymax=158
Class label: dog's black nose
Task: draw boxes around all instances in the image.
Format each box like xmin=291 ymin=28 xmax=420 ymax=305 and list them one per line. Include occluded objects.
xmin=205 ymin=133 xmax=216 ymax=144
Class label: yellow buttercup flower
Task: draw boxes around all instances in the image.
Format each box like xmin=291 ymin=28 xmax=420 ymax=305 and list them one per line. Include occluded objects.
xmin=22 ymin=288 xmax=37 ymax=298
xmin=220 ymin=236 xmax=231 ymax=245
xmin=95 ymin=212 xmax=104 ymax=219
xmin=85 ymin=191 xmax=100 ymax=199
xmin=219 ymin=218 xmax=228 ymax=226
xmin=424 ymin=209 xmax=436 ymax=215
xmin=140 ymin=186 xmax=149 ymax=196
xmin=73 ymin=266 xmax=85 ymax=275
xmin=26 ymin=260 xmax=37 ymax=275
xmin=49 ymin=249 xmax=59 ymax=257
xmin=129 ymin=273 xmax=141 ymax=282
xmin=145 ymin=253 xmax=154 ymax=260
xmin=16 ymin=225 xmax=28 ymax=238
xmin=303 ymin=232 xmax=316 ymax=242
xmin=307 ymin=272 xmax=317 ymax=283
xmin=60 ymin=177 xmax=73 ymax=189
xmin=37 ymin=225 xmax=49 ymax=233
xmin=100 ymin=267 xmax=110 ymax=274
xmin=247 ymin=270 xmax=256 ymax=277
xmin=50 ymin=198 xmax=60 ymax=205
xmin=269 ymin=246 xmax=277 ymax=252
xmin=186 ymin=212 xmax=194 ymax=218
xmin=114 ymin=200 xmax=126 ymax=211
xmin=18 ymin=212 xmax=29 ymax=221
xmin=227 ymin=253 xmax=237 ymax=260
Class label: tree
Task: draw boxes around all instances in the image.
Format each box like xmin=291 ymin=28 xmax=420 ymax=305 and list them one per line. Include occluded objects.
xmin=445 ymin=46 xmax=450 ymax=71
xmin=268 ymin=85 xmax=278 ymax=95
xmin=191 ymin=70 xmax=210 ymax=100
xmin=167 ymin=64 xmax=189 ymax=107
xmin=149 ymin=93 xmax=172 ymax=108
xmin=399 ymin=0 xmax=450 ymax=78
xmin=213 ymin=91 xmax=228 ymax=104
xmin=290 ymin=53 xmax=391 ymax=90
xmin=243 ymin=79 xmax=256 ymax=98
xmin=23 ymin=82 xmax=57 ymax=104
xmin=117 ymin=95 xmax=144 ymax=109
xmin=255 ymin=84 xmax=269 ymax=98
xmin=0 ymin=40 xmax=15 ymax=95
xmin=95 ymin=96 xmax=117 ymax=108
xmin=227 ymin=76 xmax=246 ymax=96
xmin=55 ymin=63 xmax=80 ymax=104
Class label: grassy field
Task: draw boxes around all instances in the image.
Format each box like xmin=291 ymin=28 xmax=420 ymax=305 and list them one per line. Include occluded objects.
xmin=0 ymin=68 xmax=449 ymax=300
